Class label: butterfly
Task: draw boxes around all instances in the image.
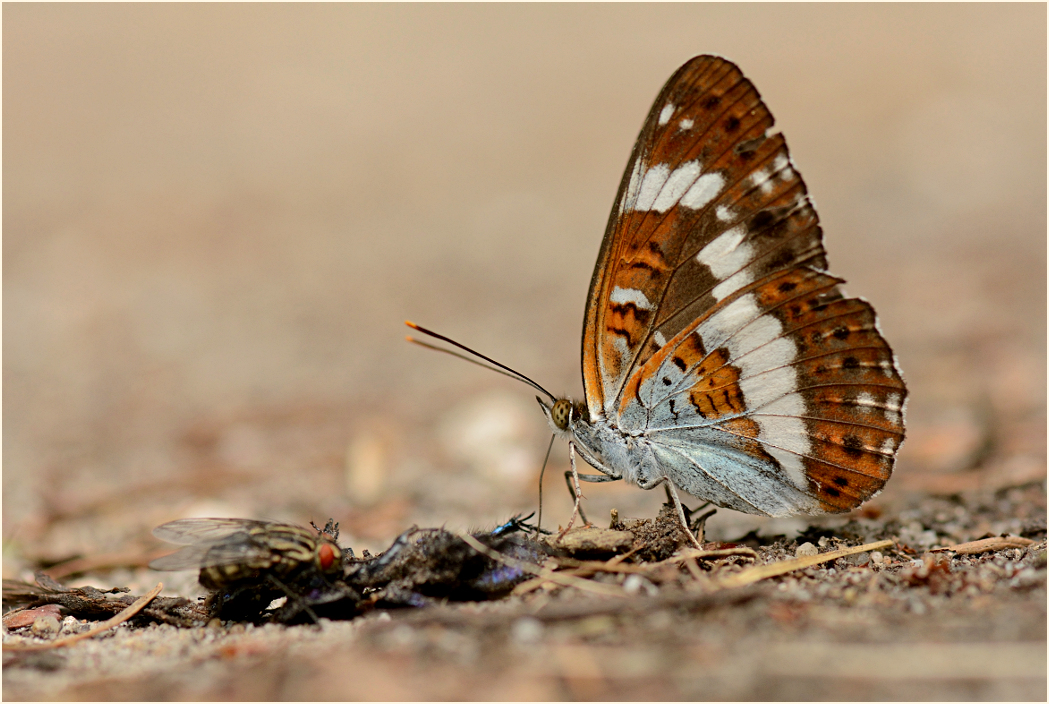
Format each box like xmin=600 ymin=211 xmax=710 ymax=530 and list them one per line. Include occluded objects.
xmin=411 ymin=55 xmax=906 ymax=545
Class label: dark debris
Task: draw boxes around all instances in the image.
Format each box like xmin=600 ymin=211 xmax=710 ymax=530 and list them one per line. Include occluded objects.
xmin=2 ymin=573 xmax=204 ymax=628
xmin=4 ymin=487 xmax=1046 ymax=638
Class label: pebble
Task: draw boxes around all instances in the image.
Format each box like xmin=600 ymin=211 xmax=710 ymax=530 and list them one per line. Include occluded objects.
xmin=510 ymin=617 xmax=543 ymax=645
xmin=31 ymin=615 xmax=61 ymax=638
xmin=796 ymin=543 xmax=818 ymax=558
xmin=848 ymin=552 xmax=871 ymax=567
xmin=622 ymin=574 xmax=659 ymax=597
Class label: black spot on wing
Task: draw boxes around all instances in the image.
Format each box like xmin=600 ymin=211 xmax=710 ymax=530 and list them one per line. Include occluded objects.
xmin=843 ymin=434 xmax=864 ymax=458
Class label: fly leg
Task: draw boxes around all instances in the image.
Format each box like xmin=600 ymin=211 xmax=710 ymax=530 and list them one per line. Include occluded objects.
xmin=265 ymin=574 xmax=320 ymax=625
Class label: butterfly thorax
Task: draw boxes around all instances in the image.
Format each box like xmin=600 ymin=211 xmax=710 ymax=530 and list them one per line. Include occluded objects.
xmin=542 ymin=397 xmax=665 ymax=489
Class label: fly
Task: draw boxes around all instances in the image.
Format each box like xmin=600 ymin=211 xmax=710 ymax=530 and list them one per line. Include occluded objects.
xmin=150 ymin=518 xmax=346 ymax=622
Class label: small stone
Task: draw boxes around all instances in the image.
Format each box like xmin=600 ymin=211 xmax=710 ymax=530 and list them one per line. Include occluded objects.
xmin=796 ymin=542 xmax=819 ymax=558
xmin=846 ymin=552 xmax=871 ymax=567
xmin=510 ymin=617 xmax=543 ymax=645
xmin=870 ymin=551 xmax=885 ymax=564
xmin=31 ymin=615 xmax=61 ymax=638
xmin=60 ymin=616 xmax=82 ymax=634
xmin=622 ymin=574 xmax=658 ymax=596
xmin=817 ymin=536 xmax=830 ymax=548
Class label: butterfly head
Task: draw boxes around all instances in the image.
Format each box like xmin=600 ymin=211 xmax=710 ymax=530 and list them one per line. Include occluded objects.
xmin=539 ymin=396 xmax=590 ymax=433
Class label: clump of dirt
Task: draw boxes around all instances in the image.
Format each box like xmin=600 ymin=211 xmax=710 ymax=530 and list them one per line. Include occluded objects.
xmin=613 ymin=503 xmax=693 ymax=561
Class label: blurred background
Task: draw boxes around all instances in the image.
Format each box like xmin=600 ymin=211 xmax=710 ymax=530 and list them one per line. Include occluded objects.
xmin=4 ymin=5 xmax=1045 ymax=578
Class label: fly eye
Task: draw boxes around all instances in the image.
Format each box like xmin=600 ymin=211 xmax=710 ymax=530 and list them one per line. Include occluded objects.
xmin=318 ymin=542 xmax=337 ymax=570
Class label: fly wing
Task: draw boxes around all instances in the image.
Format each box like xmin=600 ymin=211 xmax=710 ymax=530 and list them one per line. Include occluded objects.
xmin=150 ymin=518 xmax=290 ymax=572
xmin=151 ymin=518 xmax=274 ymax=545
xmin=149 ymin=544 xmax=216 ymax=571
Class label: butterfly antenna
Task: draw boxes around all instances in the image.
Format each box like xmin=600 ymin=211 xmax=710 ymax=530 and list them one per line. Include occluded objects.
xmin=405 ymin=321 xmax=556 ymax=401
xmin=405 ymin=337 xmax=536 ymax=389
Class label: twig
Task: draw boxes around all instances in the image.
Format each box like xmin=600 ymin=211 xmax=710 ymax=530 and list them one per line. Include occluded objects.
xmin=930 ymin=536 xmax=1035 ymax=555
xmin=545 ymin=558 xmax=652 ymax=575
xmin=682 ymin=556 xmax=705 ymax=582
xmin=456 ymin=533 xmax=626 ymax=598
xmin=2 ymin=582 xmax=163 ymax=651
xmin=605 ymin=546 xmax=641 ymax=566
xmin=666 ymin=547 xmax=759 ymax=563
xmin=716 ymin=540 xmax=894 ymax=589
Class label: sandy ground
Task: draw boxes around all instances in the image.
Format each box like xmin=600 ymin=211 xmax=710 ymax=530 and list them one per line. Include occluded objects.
xmin=3 ymin=4 xmax=1046 ymax=700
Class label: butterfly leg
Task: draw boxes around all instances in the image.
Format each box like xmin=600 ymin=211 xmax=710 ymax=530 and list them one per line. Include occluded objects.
xmin=662 ymin=480 xmax=705 ymax=550
xmin=563 ymin=468 xmax=619 ymax=527
xmin=558 ymin=442 xmax=585 ymax=540
xmin=662 ymin=488 xmax=717 ymax=542
xmin=689 ymin=507 xmax=717 ymax=544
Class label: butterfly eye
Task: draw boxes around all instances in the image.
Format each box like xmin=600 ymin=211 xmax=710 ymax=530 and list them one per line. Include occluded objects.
xmin=551 ymin=399 xmax=573 ymax=430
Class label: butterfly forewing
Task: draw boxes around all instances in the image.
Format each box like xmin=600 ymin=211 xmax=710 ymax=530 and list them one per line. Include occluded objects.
xmin=581 ymin=55 xmax=905 ymax=514
xmin=584 ymin=57 xmax=821 ymax=416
